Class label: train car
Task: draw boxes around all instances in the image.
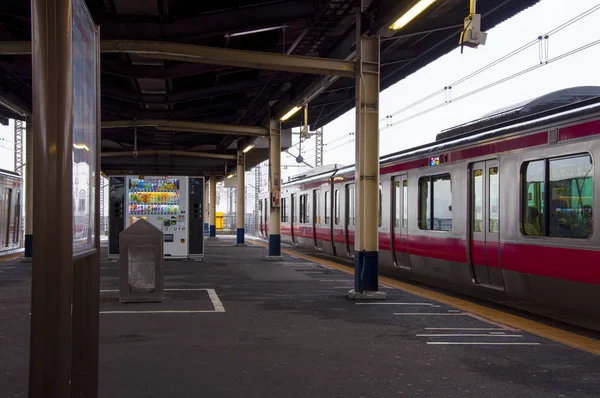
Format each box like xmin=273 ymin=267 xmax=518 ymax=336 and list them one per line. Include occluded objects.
xmin=259 ymin=86 xmax=600 ymax=330
xmin=0 ymin=168 xmax=23 ymax=256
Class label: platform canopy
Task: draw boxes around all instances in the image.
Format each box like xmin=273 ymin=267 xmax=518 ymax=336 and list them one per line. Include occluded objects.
xmin=0 ymin=0 xmax=539 ymax=176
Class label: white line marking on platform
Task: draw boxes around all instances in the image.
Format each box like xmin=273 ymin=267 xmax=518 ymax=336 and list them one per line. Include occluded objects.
xmin=448 ymin=310 xmax=461 ymax=312
xmin=100 ymin=310 xmax=219 ymax=314
xmin=394 ymin=313 xmax=465 ymax=316
xmin=207 ymin=289 xmax=225 ymax=312
xmin=0 ymin=266 xmax=15 ymax=269
xmin=425 ymin=328 xmax=506 ymax=331
xmin=319 ymin=279 xmax=353 ymax=282
xmin=426 ymin=342 xmax=540 ymax=346
xmin=417 ymin=334 xmax=524 ymax=337
xmin=355 ymin=302 xmax=433 ymax=306
xmin=465 ymin=312 xmax=521 ymax=332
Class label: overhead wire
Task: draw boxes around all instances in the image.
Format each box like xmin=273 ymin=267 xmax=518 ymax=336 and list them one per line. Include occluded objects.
xmin=382 ymin=36 xmax=600 ymax=130
xmin=379 ymin=3 xmax=600 ymax=125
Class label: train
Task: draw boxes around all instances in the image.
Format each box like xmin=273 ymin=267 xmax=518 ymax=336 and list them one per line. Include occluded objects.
xmin=0 ymin=168 xmax=23 ymax=256
xmin=258 ymin=86 xmax=600 ymax=331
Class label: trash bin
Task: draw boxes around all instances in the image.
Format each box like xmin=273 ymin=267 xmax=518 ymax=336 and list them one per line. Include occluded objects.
xmin=119 ymin=218 xmax=164 ymax=303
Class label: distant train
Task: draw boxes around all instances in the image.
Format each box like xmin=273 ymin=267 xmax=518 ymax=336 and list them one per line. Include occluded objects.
xmin=0 ymin=168 xmax=23 ymax=256
xmin=259 ymin=87 xmax=600 ymax=331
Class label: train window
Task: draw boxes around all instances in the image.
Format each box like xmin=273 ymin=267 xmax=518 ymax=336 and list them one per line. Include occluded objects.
xmin=402 ymin=180 xmax=408 ymax=228
xmin=489 ymin=167 xmax=500 ymax=233
xmin=281 ymin=198 xmax=287 ymax=223
xmin=314 ymin=190 xmax=320 ymax=224
xmin=378 ymin=184 xmax=382 ymax=227
xmin=334 ymin=189 xmax=340 ymax=225
xmin=299 ymin=194 xmax=310 ymax=224
xmin=522 ymin=154 xmax=593 ymax=239
xmin=473 ymin=169 xmax=483 ymax=232
xmin=419 ymin=174 xmax=452 ymax=231
xmin=346 ymin=184 xmax=355 ymax=226
xmin=292 ymin=194 xmax=297 ymax=223
xmin=325 ymin=191 xmax=330 ymax=225
xmin=394 ymin=181 xmax=401 ymax=228
xmin=523 ymin=160 xmax=546 ymax=236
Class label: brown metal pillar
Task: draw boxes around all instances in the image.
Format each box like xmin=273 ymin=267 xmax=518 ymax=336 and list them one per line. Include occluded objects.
xmin=30 ymin=0 xmax=75 ymax=396
xmin=209 ymin=174 xmax=217 ymax=238
xmin=349 ymin=10 xmax=385 ymax=299
xmin=24 ymin=118 xmax=33 ymax=258
xmin=235 ymin=149 xmax=246 ymax=245
xmin=265 ymin=118 xmax=282 ymax=260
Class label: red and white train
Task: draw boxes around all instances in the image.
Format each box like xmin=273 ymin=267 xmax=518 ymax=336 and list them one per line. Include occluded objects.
xmin=259 ymin=87 xmax=600 ymax=330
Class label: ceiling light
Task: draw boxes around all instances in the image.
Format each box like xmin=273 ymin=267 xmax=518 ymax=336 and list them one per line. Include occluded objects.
xmin=389 ymin=0 xmax=438 ymax=31
xmin=242 ymin=144 xmax=254 ymax=153
xmin=227 ymin=174 xmax=234 ymax=179
xmin=73 ymin=143 xmax=90 ymax=151
xmin=280 ymin=106 xmax=301 ymax=121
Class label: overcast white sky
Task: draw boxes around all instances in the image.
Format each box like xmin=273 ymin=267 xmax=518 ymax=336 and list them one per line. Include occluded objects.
xmin=1 ymin=0 xmax=600 ymax=214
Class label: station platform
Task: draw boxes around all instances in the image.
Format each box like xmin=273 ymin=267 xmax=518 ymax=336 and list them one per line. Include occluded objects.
xmin=1 ymin=236 xmax=600 ymax=397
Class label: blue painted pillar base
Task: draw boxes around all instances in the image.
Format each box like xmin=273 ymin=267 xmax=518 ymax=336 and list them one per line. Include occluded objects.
xmin=235 ymin=228 xmax=246 ymax=246
xmin=24 ymin=234 xmax=33 ymax=258
xmin=204 ymin=223 xmax=209 ymax=235
xmin=264 ymin=234 xmax=283 ymax=261
xmin=209 ymin=225 xmax=216 ymax=238
xmin=354 ymin=250 xmax=380 ymax=292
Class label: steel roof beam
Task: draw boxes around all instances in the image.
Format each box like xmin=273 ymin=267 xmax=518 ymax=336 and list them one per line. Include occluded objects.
xmin=101 ymin=150 xmax=235 ymax=160
xmin=101 ymin=119 xmax=268 ymax=137
xmin=0 ymin=41 xmax=356 ymax=77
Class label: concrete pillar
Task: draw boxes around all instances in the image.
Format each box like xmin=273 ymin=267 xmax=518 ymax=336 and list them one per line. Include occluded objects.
xmin=24 ymin=118 xmax=33 ymax=258
xmin=349 ymin=15 xmax=385 ymax=299
xmin=209 ymin=174 xmax=217 ymax=238
xmin=265 ymin=119 xmax=282 ymax=260
xmin=29 ymin=0 xmax=75 ymax=395
xmin=236 ymin=150 xmax=246 ymax=245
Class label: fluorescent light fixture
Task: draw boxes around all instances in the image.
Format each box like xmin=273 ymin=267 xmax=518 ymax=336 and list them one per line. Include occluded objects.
xmin=242 ymin=143 xmax=254 ymax=153
xmin=226 ymin=25 xmax=287 ymax=38
xmin=73 ymin=143 xmax=90 ymax=151
xmin=227 ymin=174 xmax=234 ymax=179
xmin=280 ymin=106 xmax=301 ymax=121
xmin=389 ymin=0 xmax=438 ymax=30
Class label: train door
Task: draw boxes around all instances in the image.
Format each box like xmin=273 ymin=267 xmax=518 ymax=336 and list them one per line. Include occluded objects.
xmin=344 ymin=184 xmax=354 ymax=256
xmin=470 ymin=160 xmax=505 ymax=289
xmin=392 ymin=176 xmax=411 ymax=269
xmin=313 ymin=189 xmax=323 ymax=250
xmin=291 ymin=193 xmax=296 ymax=244
xmin=259 ymin=199 xmax=263 ymax=236
xmin=3 ymin=188 xmax=12 ymax=247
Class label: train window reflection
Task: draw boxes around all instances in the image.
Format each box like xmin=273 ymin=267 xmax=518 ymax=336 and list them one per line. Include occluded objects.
xmin=379 ymin=184 xmax=382 ymax=227
xmin=419 ymin=174 xmax=452 ymax=231
xmin=314 ymin=190 xmax=320 ymax=224
xmin=473 ymin=169 xmax=483 ymax=232
xmin=394 ymin=181 xmax=400 ymax=228
xmin=334 ymin=190 xmax=340 ymax=225
xmin=549 ymin=155 xmax=593 ymax=238
xmin=402 ymin=181 xmax=408 ymax=228
xmin=489 ymin=167 xmax=499 ymax=233
xmin=522 ymin=154 xmax=593 ymax=239
xmin=325 ymin=191 xmax=330 ymax=225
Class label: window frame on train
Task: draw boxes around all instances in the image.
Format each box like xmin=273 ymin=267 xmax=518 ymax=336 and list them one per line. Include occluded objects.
xmin=324 ymin=190 xmax=330 ymax=225
xmin=418 ymin=173 xmax=453 ymax=231
xmin=334 ymin=189 xmax=340 ymax=225
xmin=521 ymin=153 xmax=593 ymax=239
xmin=281 ymin=197 xmax=288 ymax=223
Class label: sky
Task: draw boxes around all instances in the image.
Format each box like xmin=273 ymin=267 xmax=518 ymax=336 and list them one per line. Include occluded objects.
xmin=1 ymin=0 xmax=600 ymax=215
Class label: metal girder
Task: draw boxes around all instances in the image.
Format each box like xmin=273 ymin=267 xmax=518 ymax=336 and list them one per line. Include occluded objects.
xmin=101 ymin=119 xmax=268 ymax=137
xmin=101 ymin=59 xmax=233 ymax=79
xmin=0 ymin=41 xmax=356 ymax=77
xmin=0 ymin=91 xmax=29 ymax=117
xmin=101 ymin=150 xmax=236 ymax=160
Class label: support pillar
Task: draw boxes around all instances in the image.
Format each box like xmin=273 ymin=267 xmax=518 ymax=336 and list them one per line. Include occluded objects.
xmin=24 ymin=118 xmax=33 ymax=258
xmin=209 ymin=174 xmax=217 ymax=238
xmin=265 ymin=118 xmax=283 ymax=260
xmin=235 ymin=150 xmax=246 ymax=245
xmin=204 ymin=180 xmax=209 ymax=235
xmin=29 ymin=0 xmax=75 ymax=395
xmin=349 ymin=14 xmax=385 ymax=300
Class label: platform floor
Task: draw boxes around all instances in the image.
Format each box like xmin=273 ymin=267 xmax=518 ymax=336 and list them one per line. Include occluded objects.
xmin=1 ymin=236 xmax=600 ymax=397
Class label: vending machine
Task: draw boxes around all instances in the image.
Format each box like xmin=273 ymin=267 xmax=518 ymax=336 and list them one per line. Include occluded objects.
xmin=125 ymin=175 xmax=189 ymax=258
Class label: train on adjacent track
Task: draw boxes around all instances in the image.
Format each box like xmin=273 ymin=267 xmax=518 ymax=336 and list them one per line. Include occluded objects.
xmin=258 ymin=87 xmax=600 ymax=331
xmin=0 ymin=168 xmax=23 ymax=257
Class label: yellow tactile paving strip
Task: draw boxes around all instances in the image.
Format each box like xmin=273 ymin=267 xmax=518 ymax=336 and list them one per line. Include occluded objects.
xmin=249 ymin=239 xmax=600 ymax=356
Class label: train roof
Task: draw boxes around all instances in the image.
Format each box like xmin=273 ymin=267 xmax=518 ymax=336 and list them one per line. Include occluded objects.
xmin=0 ymin=168 xmax=21 ymax=178
xmin=437 ymin=86 xmax=600 ymax=141
xmin=282 ymin=87 xmax=600 ymax=186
